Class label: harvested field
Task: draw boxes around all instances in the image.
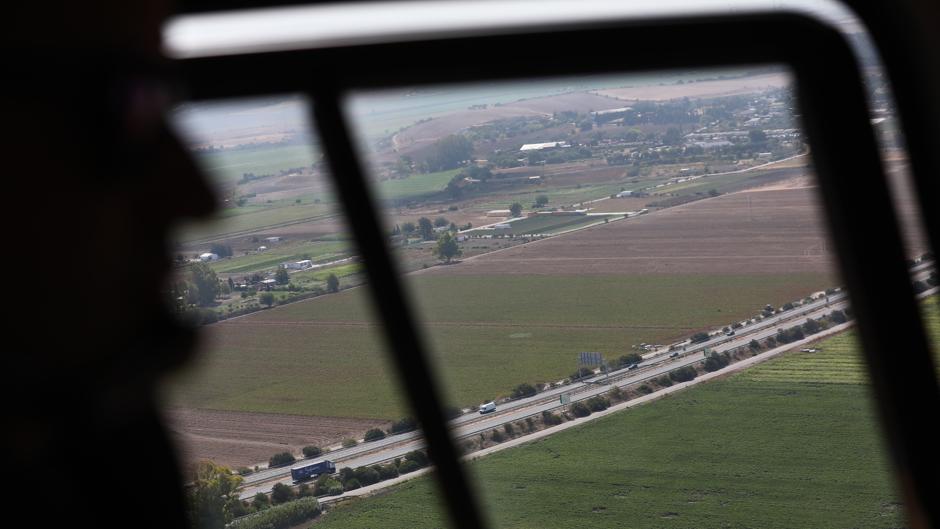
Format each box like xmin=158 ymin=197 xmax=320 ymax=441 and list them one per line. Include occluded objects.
xmin=430 ymin=186 xmax=839 ymax=276
xmin=164 ymin=408 xmax=386 ymax=470
xmin=594 ymin=72 xmax=791 ymax=101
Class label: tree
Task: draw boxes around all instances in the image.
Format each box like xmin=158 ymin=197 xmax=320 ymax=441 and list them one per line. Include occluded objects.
xmin=418 ymin=217 xmax=435 ymax=240
xmin=433 ymin=217 xmax=449 ymax=227
xmin=535 ymin=195 xmax=549 ymax=207
xmin=228 ymin=277 xmax=236 ymax=292
xmin=275 ymin=266 xmax=290 ymax=285
xmin=251 ymin=493 xmax=270 ymax=512
xmin=326 ymin=273 xmax=340 ymax=293
xmin=270 ymin=483 xmax=295 ymax=505
xmin=302 ymin=446 xmax=322 ymax=458
xmin=690 ymin=332 xmax=710 ymax=344
xmin=210 ymin=244 xmax=233 ymax=258
xmin=190 ymin=262 xmax=221 ymax=307
xmin=401 ymin=222 xmax=416 ymax=236
xmin=433 ymin=232 xmax=462 ymax=263
xmin=509 ymin=202 xmax=523 ymax=217
xmin=426 ymin=134 xmax=474 ymax=171
xmin=187 ymin=461 xmax=244 ymax=529
xmin=703 ymin=351 xmax=730 ymax=372
xmin=618 ymin=353 xmax=642 ymax=367
xmin=259 ymin=292 xmax=275 ymax=307
xmin=748 ymin=129 xmax=768 ymax=144
xmin=663 ymin=127 xmax=682 ymax=145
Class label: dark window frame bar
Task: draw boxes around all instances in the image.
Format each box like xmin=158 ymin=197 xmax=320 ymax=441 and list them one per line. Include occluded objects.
xmin=177 ymin=12 xmax=938 ymax=529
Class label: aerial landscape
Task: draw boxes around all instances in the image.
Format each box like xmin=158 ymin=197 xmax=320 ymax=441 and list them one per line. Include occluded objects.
xmin=164 ymin=64 xmax=937 ymax=529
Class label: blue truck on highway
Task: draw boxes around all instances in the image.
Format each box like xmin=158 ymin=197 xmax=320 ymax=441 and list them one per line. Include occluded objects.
xmin=290 ymin=460 xmax=336 ymax=482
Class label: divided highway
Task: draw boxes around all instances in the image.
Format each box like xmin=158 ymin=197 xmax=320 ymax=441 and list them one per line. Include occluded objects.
xmin=238 ymin=261 xmax=935 ymax=499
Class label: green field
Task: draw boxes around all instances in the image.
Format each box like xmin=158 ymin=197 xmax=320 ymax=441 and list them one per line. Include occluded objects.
xmin=314 ymin=298 xmax=939 ymax=529
xmin=377 ymin=170 xmax=461 ymax=201
xmin=193 ymin=143 xmax=318 ymax=186
xmin=169 ymin=273 xmax=833 ymax=419
xmin=209 ymin=241 xmax=351 ymax=275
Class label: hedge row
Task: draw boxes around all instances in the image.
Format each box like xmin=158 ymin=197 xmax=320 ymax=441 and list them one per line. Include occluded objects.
xmin=229 ymin=497 xmax=320 ymax=529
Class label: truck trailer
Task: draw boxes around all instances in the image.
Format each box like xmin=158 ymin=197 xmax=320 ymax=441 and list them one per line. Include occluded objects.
xmin=290 ymin=460 xmax=336 ymax=482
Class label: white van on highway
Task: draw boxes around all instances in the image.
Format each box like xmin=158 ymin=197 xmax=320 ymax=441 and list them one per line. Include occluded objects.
xmin=479 ymin=401 xmax=496 ymax=414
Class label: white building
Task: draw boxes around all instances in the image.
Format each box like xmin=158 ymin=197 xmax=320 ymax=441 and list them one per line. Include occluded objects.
xmin=519 ymin=141 xmax=568 ymax=151
xmin=198 ymin=252 xmax=219 ymax=262
xmin=284 ymin=260 xmax=313 ymax=270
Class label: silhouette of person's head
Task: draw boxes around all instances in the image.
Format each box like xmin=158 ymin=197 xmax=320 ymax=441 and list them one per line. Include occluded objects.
xmin=7 ymin=2 xmax=214 ymax=527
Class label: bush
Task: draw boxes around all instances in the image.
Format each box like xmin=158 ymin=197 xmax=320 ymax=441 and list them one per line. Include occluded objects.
xmin=353 ymin=466 xmax=380 ymax=486
xmin=607 ymin=386 xmax=624 ymax=401
xmin=297 ymin=484 xmax=312 ymax=498
xmin=586 ymin=396 xmax=610 ymax=412
xmin=490 ymin=429 xmax=506 ymax=443
xmin=388 ymin=417 xmax=418 ymax=435
xmin=669 ymin=366 xmax=697 ymax=383
xmin=343 ymin=479 xmax=361 ymax=492
xmin=230 ymin=497 xmax=321 ymax=529
xmin=690 ymin=332 xmax=710 ymax=344
xmin=571 ymin=402 xmax=592 ymax=418
xmin=268 ymin=452 xmax=296 ymax=468
xmin=570 ymin=367 xmax=594 ymax=380
xmin=342 ymin=438 xmax=358 ymax=448
xmin=802 ymin=318 xmax=822 ymax=335
xmin=637 ymin=384 xmax=654 ymax=395
xmin=510 ymin=383 xmax=537 ymax=399
xmin=377 ymin=464 xmax=399 ymax=481
xmin=703 ymin=351 xmax=730 ymax=372
xmin=655 ymin=375 xmax=673 ymax=387
xmin=237 ymin=467 xmax=253 ymax=476
xmin=302 ymin=446 xmax=322 ymax=459
xmin=398 ymin=460 xmax=422 ymax=474
xmin=829 ymin=309 xmax=847 ymax=324
xmin=364 ymin=428 xmax=386 ymax=442
xmin=312 ymin=476 xmax=342 ymax=497
xmin=404 ymin=450 xmax=429 ymax=467
xmin=765 ymin=336 xmax=777 ymax=348
xmin=444 ymin=406 xmax=463 ymax=420
xmin=251 ymin=493 xmax=270 ymax=511
xmin=618 ymin=353 xmax=643 ymax=367
xmin=503 ymin=422 xmax=515 ymax=436
xmin=748 ymin=339 xmax=761 ymax=352
xmin=541 ymin=410 xmax=562 ymax=426
xmin=270 ymin=483 xmax=295 ymax=505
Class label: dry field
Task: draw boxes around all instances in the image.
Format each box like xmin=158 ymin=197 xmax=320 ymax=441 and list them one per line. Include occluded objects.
xmin=165 ymin=408 xmax=385 ymax=470
xmin=594 ymin=72 xmax=792 ymax=101
xmin=427 ymin=185 xmax=840 ymax=277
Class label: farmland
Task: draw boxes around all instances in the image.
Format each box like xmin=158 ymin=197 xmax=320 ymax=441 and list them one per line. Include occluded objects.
xmin=168 ymin=272 xmax=833 ymax=421
xmin=313 ymin=299 xmax=940 ymax=529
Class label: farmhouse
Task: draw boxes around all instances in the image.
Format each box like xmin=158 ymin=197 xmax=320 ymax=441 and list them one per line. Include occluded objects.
xmin=486 ymin=209 xmax=511 ymax=217
xmin=259 ymin=278 xmax=277 ymax=290
xmin=199 ymin=252 xmax=219 ymax=262
xmin=493 ymin=223 xmax=512 ymax=230
xmin=264 ymin=236 xmax=282 ymax=243
xmin=519 ymin=141 xmax=568 ymax=151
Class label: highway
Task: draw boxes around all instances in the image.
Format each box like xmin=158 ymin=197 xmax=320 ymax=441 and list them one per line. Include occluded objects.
xmin=238 ymin=261 xmax=934 ymax=499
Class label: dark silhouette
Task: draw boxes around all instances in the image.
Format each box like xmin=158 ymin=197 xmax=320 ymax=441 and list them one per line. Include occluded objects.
xmin=6 ymin=2 xmax=214 ymax=528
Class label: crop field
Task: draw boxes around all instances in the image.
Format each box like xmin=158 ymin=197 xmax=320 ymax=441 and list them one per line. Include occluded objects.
xmin=314 ymin=298 xmax=940 ymax=529
xmin=377 ymin=169 xmax=461 ymax=201
xmin=169 ymin=272 xmax=832 ymax=420
xmin=192 ymin=143 xmax=317 ymax=185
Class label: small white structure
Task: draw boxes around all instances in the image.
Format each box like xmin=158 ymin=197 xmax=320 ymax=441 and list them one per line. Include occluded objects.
xmin=199 ymin=252 xmax=219 ymax=262
xmin=486 ymin=209 xmax=511 ymax=217
xmin=493 ymin=223 xmax=512 ymax=230
xmin=264 ymin=236 xmax=282 ymax=243
xmin=616 ymin=190 xmax=633 ymax=198
xmin=528 ymin=175 xmax=542 ymax=181
xmin=519 ymin=141 xmax=568 ymax=151
xmin=257 ymin=246 xmax=268 ymax=252
xmin=284 ymin=260 xmax=313 ymax=270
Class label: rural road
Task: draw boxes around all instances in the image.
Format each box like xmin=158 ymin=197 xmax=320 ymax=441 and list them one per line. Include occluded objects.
xmin=237 ymin=260 xmax=935 ymax=499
